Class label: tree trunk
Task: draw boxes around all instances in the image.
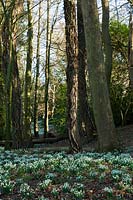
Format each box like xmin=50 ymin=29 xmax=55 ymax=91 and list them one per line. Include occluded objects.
xmin=1 ymin=5 xmax=12 ymax=149
xmin=11 ymin=45 xmax=23 ymax=148
xmin=0 ymin=32 xmax=5 ymax=140
xmin=64 ymin=0 xmax=81 ymax=153
xmin=102 ymin=0 xmax=112 ymax=87
xmin=44 ymin=0 xmax=50 ymax=137
xmin=34 ymin=2 xmax=41 ymax=138
xmin=24 ymin=0 xmax=33 ymax=147
xmin=10 ymin=0 xmax=23 ymax=149
xmin=81 ymin=0 xmax=118 ymax=151
xmin=128 ymin=10 xmax=133 ymax=90
xmin=44 ymin=1 xmax=59 ymax=136
xmin=77 ymin=0 xmax=96 ymax=140
xmin=50 ymin=85 xmax=56 ymax=118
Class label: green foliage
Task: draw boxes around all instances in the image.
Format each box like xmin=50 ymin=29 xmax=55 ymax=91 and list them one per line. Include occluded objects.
xmin=20 ymin=183 xmax=34 ymax=199
xmin=0 ymin=150 xmax=132 ymax=199
xmin=50 ymin=83 xmax=67 ymax=134
xmin=110 ymin=21 xmax=129 ymax=61
xmin=110 ymin=21 xmax=133 ymax=126
xmin=110 ymin=85 xmax=133 ymax=126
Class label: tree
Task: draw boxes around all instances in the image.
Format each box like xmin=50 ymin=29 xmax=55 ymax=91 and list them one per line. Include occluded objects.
xmin=0 ymin=3 xmax=5 ymax=140
xmin=128 ymin=7 xmax=133 ymax=90
xmin=64 ymin=0 xmax=81 ymax=153
xmin=44 ymin=0 xmax=60 ymax=137
xmin=34 ymin=2 xmax=41 ymax=138
xmin=102 ymin=0 xmax=112 ymax=87
xmin=0 ymin=27 xmax=5 ymax=140
xmin=44 ymin=0 xmax=50 ymax=136
xmin=77 ymin=0 xmax=95 ymax=140
xmin=1 ymin=0 xmax=14 ymax=149
xmin=11 ymin=0 xmax=23 ymax=148
xmin=110 ymin=21 xmax=132 ymax=126
xmin=24 ymin=0 xmax=33 ymax=147
xmin=81 ymin=0 xmax=118 ymax=151
xmin=0 ymin=0 xmax=23 ymax=148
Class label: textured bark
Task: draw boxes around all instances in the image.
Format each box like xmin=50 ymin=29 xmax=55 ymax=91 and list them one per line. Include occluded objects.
xmin=1 ymin=2 xmax=13 ymax=149
xmin=0 ymin=33 xmax=5 ymax=140
xmin=11 ymin=46 xmax=23 ymax=148
xmin=77 ymin=0 xmax=96 ymax=139
xmin=81 ymin=0 xmax=118 ymax=151
xmin=10 ymin=0 xmax=23 ymax=149
xmin=64 ymin=0 xmax=81 ymax=153
xmin=24 ymin=0 xmax=33 ymax=147
xmin=34 ymin=2 xmax=41 ymax=138
xmin=1 ymin=0 xmax=23 ymax=148
xmin=128 ymin=11 xmax=133 ymax=90
xmin=102 ymin=0 xmax=112 ymax=87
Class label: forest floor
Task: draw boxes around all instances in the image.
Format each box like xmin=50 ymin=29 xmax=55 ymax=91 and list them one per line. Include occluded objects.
xmin=37 ymin=124 xmax=133 ymax=155
xmin=0 ymin=124 xmax=133 ymax=200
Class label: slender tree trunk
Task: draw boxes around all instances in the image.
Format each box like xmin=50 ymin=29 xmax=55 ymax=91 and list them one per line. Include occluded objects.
xmin=44 ymin=0 xmax=50 ymax=137
xmin=51 ymin=85 xmax=56 ymax=118
xmin=44 ymin=1 xmax=59 ymax=137
xmin=0 ymin=2 xmax=4 ymax=140
xmin=24 ymin=0 xmax=33 ymax=147
xmin=81 ymin=0 xmax=118 ymax=151
xmin=77 ymin=0 xmax=96 ymax=140
xmin=64 ymin=0 xmax=81 ymax=153
xmin=128 ymin=10 xmax=133 ymax=90
xmin=102 ymin=0 xmax=112 ymax=87
xmin=34 ymin=2 xmax=41 ymax=138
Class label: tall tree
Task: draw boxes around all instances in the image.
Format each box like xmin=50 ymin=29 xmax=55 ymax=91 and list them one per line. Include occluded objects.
xmin=128 ymin=6 xmax=133 ymax=90
xmin=102 ymin=0 xmax=112 ymax=87
xmin=77 ymin=0 xmax=95 ymax=140
xmin=1 ymin=0 xmax=14 ymax=149
xmin=44 ymin=0 xmax=50 ymax=136
xmin=44 ymin=0 xmax=60 ymax=137
xmin=11 ymin=0 xmax=23 ymax=148
xmin=81 ymin=0 xmax=118 ymax=151
xmin=64 ymin=0 xmax=81 ymax=153
xmin=0 ymin=3 xmax=5 ymax=140
xmin=24 ymin=0 xmax=33 ymax=147
xmin=0 ymin=22 xmax=5 ymax=140
xmin=34 ymin=2 xmax=41 ymax=138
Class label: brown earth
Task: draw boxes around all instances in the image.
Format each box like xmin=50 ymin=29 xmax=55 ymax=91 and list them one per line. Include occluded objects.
xmin=36 ymin=124 xmax=133 ymax=154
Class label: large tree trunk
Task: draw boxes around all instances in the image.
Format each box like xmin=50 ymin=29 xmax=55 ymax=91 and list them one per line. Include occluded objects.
xmin=11 ymin=46 xmax=23 ymax=148
xmin=77 ymin=0 xmax=96 ymax=140
xmin=102 ymin=0 xmax=112 ymax=87
xmin=24 ymin=0 xmax=33 ymax=147
xmin=34 ymin=2 xmax=41 ymax=138
xmin=64 ymin=0 xmax=81 ymax=153
xmin=11 ymin=0 xmax=23 ymax=149
xmin=81 ymin=0 xmax=118 ymax=151
xmin=1 ymin=3 xmax=12 ymax=149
